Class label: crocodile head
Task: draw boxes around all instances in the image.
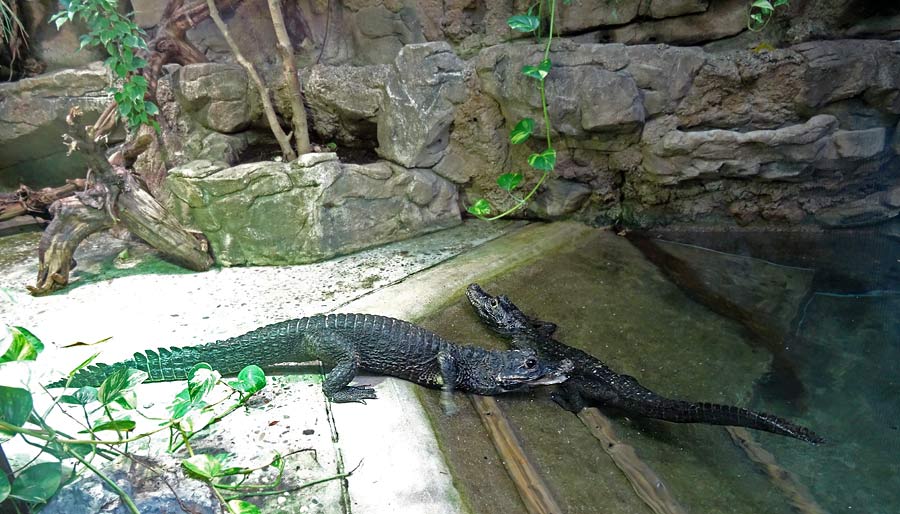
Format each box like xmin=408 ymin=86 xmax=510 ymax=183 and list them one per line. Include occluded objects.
xmin=473 ymin=349 xmax=573 ymax=394
xmin=465 ymin=283 xmax=533 ymax=337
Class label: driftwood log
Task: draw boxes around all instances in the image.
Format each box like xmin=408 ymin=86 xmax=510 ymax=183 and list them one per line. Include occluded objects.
xmin=18 ymin=0 xmax=254 ymax=295
xmin=26 ymin=110 xmax=213 ymax=296
xmin=0 ymin=180 xmax=86 ymax=222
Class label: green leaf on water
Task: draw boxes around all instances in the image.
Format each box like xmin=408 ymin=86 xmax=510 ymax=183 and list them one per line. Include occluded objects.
xmin=509 ymin=118 xmax=534 ymax=144
xmin=527 ymin=148 xmax=557 ymax=171
xmin=9 ymin=462 xmax=62 ymax=503
xmin=497 ymin=173 xmax=523 ymax=192
xmin=507 ymin=14 xmax=540 ymax=33
xmin=467 ymin=199 xmax=492 ymax=217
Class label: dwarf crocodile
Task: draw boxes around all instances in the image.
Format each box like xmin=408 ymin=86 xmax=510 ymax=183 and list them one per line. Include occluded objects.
xmin=48 ymin=313 xmax=573 ymax=402
xmin=466 ymin=284 xmax=823 ymax=444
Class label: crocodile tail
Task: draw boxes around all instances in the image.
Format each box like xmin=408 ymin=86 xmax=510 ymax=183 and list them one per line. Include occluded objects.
xmin=620 ymin=397 xmax=825 ymax=444
xmin=47 ymin=319 xmax=303 ymax=389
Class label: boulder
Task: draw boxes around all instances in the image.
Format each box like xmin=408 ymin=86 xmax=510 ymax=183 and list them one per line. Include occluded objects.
xmin=164 ymin=154 xmax=460 ymax=266
xmin=302 ymin=64 xmax=389 ymax=148
xmin=476 ymin=43 xmax=644 ymax=140
xmin=527 ymin=179 xmax=592 ymax=219
xmin=0 ymin=62 xmax=113 ymax=189
xmin=173 ymin=63 xmax=251 ymax=134
xmin=376 ymin=42 xmax=467 ymax=168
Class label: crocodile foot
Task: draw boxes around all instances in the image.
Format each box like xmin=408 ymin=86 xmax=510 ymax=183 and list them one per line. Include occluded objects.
xmin=331 ymin=385 xmax=378 ymax=404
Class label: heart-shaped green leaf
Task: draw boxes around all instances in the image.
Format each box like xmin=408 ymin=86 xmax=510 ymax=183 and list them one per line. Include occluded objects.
xmin=188 ymin=364 xmax=217 ymax=402
xmin=497 ymin=173 xmax=524 ymax=192
xmin=521 ymin=59 xmax=552 ymax=81
xmin=0 ymin=386 xmax=32 ymax=441
xmin=182 ymin=453 xmax=230 ymax=480
xmin=238 ymin=365 xmax=266 ymax=393
xmin=507 ymin=14 xmax=540 ymax=33
xmin=9 ymin=462 xmax=62 ymax=503
xmin=509 ymin=118 xmax=535 ymax=144
xmin=1 ymin=327 xmax=45 ymax=363
xmin=59 ymin=386 xmax=98 ymax=406
xmin=467 ymin=199 xmax=492 ymax=217
xmin=98 ymin=367 xmax=148 ymax=406
xmin=527 ymin=148 xmax=557 ymax=171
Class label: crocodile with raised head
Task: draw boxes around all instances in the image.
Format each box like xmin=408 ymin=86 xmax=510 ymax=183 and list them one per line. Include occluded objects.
xmin=48 ymin=313 xmax=573 ymax=402
xmin=465 ymin=284 xmax=824 ymax=444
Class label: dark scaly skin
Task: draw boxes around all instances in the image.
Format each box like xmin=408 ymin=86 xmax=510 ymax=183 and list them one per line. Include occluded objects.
xmin=48 ymin=313 xmax=573 ymax=402
xmin=466 ymin=284 xmax=824 ymax=444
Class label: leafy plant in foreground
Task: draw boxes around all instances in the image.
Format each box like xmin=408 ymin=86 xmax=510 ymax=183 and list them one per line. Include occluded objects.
xmin=0 ymin=325 xmax=325 ymax=514
xmin=50 ymin=0 xmax=159 ymax=130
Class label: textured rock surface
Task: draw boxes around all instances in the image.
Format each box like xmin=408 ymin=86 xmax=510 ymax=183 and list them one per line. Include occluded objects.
xmin=0 ymin=62 xmax=114 ymax=189
xmin=164 ymin=154 xmax=460 ymax=266
xmin=173 ymin=63 xmax=252 ymax=133
xmin=376 ymin=42 xmax=467 ymax=167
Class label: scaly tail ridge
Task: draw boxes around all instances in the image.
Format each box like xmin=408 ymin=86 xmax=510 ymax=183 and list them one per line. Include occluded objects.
xmin=47 ymin=320 xmax=302 ymax=388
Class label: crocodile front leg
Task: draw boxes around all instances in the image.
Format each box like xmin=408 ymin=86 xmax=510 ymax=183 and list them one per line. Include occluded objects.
xmin=315 ymin=332 xmax=377 ymax=404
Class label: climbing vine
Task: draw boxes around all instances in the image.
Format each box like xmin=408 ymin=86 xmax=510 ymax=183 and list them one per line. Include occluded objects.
xmin=50 ymin=0 xmax=158 ymax=130
xmin=467 ymin=0 xmax=570 ymax=220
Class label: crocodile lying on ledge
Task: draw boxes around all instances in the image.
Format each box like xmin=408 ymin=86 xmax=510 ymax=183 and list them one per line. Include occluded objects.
xmin=48 ymin=313 xmax=573 ymax=402
xmin=466 ymin=284 xmax=824 ymax=444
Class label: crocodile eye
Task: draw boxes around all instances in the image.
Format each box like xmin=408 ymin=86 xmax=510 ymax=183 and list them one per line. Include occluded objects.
xmin=524 ymin=357 xmax=537 ymax=369
xmin=490 ymin=298 xmax=499 ymax=308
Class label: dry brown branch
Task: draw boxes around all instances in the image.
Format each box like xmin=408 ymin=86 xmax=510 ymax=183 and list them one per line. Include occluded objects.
xmin=27 ymin=109 xmax=212 ymax=295
xmin=0 ymin=180 xmax=86 ymax=222
xmin=577 ymin=409 xmax=687 ymax=514
xmin=206 ymin=0 xmax=297 ymax=160
xmin=267 ymin=0 xmax=311 ymax=155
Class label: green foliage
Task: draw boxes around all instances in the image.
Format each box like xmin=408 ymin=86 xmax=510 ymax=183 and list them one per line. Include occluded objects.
xmin=748 ymin=0 xmax=789 ymax=31
xmin=50 ymin=0 xmax=158 ymax=130
xmin=509 ymin=118 xmax=535 ymax=144
xmin=0 ymin=326 xmax=300 ymax=513
xmin=468 ymin=0 xmax=564 ymax=220
xmin=8 ymin=462 xmax=62 ymax=504
xmin=1 ymin=326 xmax=45 ymax=363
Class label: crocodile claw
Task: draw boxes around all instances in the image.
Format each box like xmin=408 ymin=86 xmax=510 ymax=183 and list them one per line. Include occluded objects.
xmin=331 ymin=385 xmax=378 ymax=403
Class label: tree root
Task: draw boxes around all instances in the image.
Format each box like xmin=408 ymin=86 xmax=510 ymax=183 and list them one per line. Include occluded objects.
xmin=0 ymin=180 xmax=86 ymax=222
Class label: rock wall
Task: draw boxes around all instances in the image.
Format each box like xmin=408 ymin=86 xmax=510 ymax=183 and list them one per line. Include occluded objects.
xmin=3 ymin=0 xmax=900 ymax=231
xmin=294 ymin=38 xmax=899 ymax=228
